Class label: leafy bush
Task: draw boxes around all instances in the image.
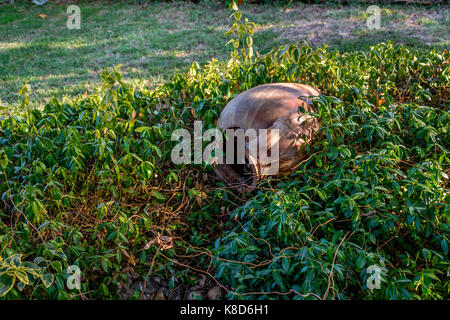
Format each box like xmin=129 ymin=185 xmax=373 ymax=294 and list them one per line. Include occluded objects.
xmin=208 ymin=40 xmax=449 ymax=300
xmin=212 ymin=74 xmax=449 ymax=300
xmin=223 ymin=0 xmax=446 ymax=6
xmin=0 ymin=3 xmax=448 ymax=298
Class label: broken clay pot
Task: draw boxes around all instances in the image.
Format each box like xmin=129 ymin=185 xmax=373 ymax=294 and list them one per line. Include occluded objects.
xmin=214 ymin=83 xmax=320 ymax=192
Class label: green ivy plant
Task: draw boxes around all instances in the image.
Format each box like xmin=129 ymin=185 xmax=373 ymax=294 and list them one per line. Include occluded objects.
xmin=0 ymin=10 xmax=448 ymax=299
xmin=0 ymin=254 xmax=52 ymax=297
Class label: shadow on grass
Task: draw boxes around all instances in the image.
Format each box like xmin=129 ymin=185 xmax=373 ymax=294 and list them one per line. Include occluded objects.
xmin=1 ymin=0 xmax=448 ymax=109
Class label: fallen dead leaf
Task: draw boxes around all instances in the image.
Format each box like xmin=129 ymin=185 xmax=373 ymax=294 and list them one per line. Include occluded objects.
xmin=190 ymin=108 xmax=197 ymax=119
xmin=143 ymin=234 xmax=173 ymax=250
xmin=207 ymin=286 xmax=222 ymax=300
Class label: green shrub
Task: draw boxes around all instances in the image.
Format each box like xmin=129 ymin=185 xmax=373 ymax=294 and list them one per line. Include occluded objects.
xmin=0 ymin=1 xmax=448 ymax=298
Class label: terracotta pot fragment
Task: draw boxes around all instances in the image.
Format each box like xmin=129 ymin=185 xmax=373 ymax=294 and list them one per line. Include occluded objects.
xmin=214 ymin=83 xmax=320 ymax=192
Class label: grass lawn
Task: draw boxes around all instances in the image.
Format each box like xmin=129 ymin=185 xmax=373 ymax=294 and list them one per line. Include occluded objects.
xmin=0 ymin=0 xmax=448 ymax=109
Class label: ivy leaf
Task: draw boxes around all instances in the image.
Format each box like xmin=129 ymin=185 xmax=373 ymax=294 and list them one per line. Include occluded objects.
xmin=42 ymin=273 xmax=54 ymax=288
xmin=151 ymin=190 xmax=166 ymax=201
xmin=135 ymin=126 xmax=150 ymax=133
xmin=0 ymin=274 xmax=15 ymax=297
xmin=273 ymin=272 xmax=285 ymax=291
